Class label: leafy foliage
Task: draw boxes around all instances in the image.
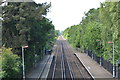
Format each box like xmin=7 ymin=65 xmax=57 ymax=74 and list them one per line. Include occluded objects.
xmin=63 ymin=2 xmax=120 ymax=63
xmin=2 ymin=1 xmax=56 ymax=78
xmin=2 ymin=2 xmax=51 ymax=48
xmin=1 ymin=47 xmax=21 ymax=78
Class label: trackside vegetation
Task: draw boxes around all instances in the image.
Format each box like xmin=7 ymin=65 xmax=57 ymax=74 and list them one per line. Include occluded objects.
xmin=1 ymin=48 xmax=21 ymax=78
xmin=1 ymin=1 xmax=59 ymax=78
xmin=63 ymin=2 xmax=120 ymax=63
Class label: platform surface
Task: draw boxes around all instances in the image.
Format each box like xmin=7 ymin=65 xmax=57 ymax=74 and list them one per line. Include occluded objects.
xmin=26 ymin=54 xmax=53 ymax=79
xmin=75 ymin=52 xmax=113 ymax=79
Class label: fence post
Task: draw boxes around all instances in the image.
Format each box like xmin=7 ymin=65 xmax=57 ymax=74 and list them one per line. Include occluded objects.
xmin=86 ymin=50 xmax=87 ymax=54
xmin=100 ymin=56 xmax=102 ymax=66
xmin=92 ymin=53 xmax=93 ymax=60
xmin=118 ymin=60 xmax=120 ymax=79
xmin=116 ymin=60 xmax=118 ymax=78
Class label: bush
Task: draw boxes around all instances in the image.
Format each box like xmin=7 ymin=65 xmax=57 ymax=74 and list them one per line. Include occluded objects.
xmin=2 ymin=48 xmax=22 ymax=78
xmin=0 ymin=52 xmax=3 ymax=78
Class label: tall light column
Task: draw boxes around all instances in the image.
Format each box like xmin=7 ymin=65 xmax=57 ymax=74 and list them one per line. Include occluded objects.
xmin=22 ymin=46 xmax=28 ymax=80
xmin=108 ymin=41 xmax=115 ymax=78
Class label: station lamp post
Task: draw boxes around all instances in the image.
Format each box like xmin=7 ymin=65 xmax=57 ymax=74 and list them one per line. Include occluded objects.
xmin=22 ymin=45 xmax=28 ymax=80
xmin=108 ymin=41 xmax=115 ymax=78
xmin=96 ymin=39 xmax=102 ymax=66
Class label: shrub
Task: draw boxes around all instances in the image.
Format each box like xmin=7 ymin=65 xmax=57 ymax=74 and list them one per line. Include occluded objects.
xmin=2 ymin=48 xmax=22 ymax=78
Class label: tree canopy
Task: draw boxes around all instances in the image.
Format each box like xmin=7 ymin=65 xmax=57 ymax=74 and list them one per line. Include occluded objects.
xmin=1 ymin=1 xmax=57 ymax=78
xmin=63 ymin=2 xmax=120 ymax=62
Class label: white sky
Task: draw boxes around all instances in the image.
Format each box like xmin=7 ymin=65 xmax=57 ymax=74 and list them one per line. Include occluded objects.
xmin=34 ymin=0 xmax=105 ymax=31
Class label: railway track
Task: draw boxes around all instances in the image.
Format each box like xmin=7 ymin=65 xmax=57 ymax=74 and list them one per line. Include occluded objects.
xmin=47 ymin=36 xmax=93 ymax=80
xmin=64 ymin=40 xmax=92 ymax=79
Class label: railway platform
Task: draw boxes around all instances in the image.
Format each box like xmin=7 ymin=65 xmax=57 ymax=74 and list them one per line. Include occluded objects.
xmin=75 ymin=52 xmax=113 ymax=79
xmin=26 ymin=54 xmax=54 ymax=79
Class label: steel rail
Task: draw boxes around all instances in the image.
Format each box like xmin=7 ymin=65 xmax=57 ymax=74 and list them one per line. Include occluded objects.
xmin=65 ymin=41 xmax=83 ymax=78
xmin=52 ymin=40 xmax=59 ymax=80
xmin=61 ymin=41 xmax=64 ymax=79
xmin=64 ymin=40 xmax=91 ymax=79
xmin=61 ymin=42 xmax=66 ymax=80
xmin=61 ymin=43 xmax=65 ymax=80
xmin=38 ymin=40 xmax=59 ymax=80
xmin=47 ymin=36 xmax=92 ymax=79
xmin=65 ymin=40 xmax=92 ymax=79
xmin=37 ymin=55 xmax=51 ymax=80
xmin=60 ymin=36 xmax=74 ymax=79
xmin=62 ymin=41 xmax=75 ymax=79
xmin=73 ymin=56 xmax=85 ymax=79
xmin=74 ymin=53 xmax=94 ymax=80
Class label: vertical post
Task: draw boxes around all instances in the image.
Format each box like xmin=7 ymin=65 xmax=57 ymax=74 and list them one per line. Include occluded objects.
xmin=92 ymin=53 xmax=93 ymax=59
xmin=108 ymin=41 xmax=115 ymax=78
xmin=22 ymin=46 xmax=25 ymax=80
xmin=41 ymin=49 xmax=43 ymax=59
xmin=34 ymin=45 xmax=36 ymax=68
xmin=118 ymin=62 xmax=120 ymax=79
xmin=87 ymin=47 xmax=88 ymax=56
xmin=44 ymin=47 xmax=45 ymax=55
xmin=100 ymin=56 xmax=102 ymax=66
xmin=96 ymin=40 xmax=102 ymax=66
xmin=100 ymin=41 xmax=102 ymax=66
xmin=116 ymin=60 xmax=118 ymax=78
xmin=113 ymin=42 xmax=115 ymax=78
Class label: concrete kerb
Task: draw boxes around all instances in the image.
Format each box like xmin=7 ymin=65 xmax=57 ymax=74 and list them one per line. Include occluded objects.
xmin=40 ymin=54 xmax=54 ymax=79
xmin=37 ymin=54 xmax=54 ymax=79
xmin=36 ymin=55 xmax=50 ymax=79
xmin=74 ymin=53 xmax=95 ymax=80
xmin=39 ymin=42 xmax=56 ymax=78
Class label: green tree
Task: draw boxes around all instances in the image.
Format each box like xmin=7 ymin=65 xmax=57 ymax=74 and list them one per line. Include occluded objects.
xmin=63 ymin=2 xmax=120 ymax=63
xmin=2 ymin=1 xmax=56 ymax=76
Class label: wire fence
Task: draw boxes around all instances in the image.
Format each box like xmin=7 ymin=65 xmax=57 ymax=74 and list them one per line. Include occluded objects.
xmin=83 ymin=49 xmax=120 ymax=78
xmin=119 ymin=68 xmax=120 ymax=78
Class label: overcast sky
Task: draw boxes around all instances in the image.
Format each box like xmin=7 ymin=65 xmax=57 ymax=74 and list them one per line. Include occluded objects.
xmin=34 ymin=0 xmax=105 ymax=31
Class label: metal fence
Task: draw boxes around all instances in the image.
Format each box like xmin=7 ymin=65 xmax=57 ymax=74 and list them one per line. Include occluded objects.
xmin=83 ymin=49 xmax=120 ymax=78
xmin=118 ymin=69 xmax=120 ymax=79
